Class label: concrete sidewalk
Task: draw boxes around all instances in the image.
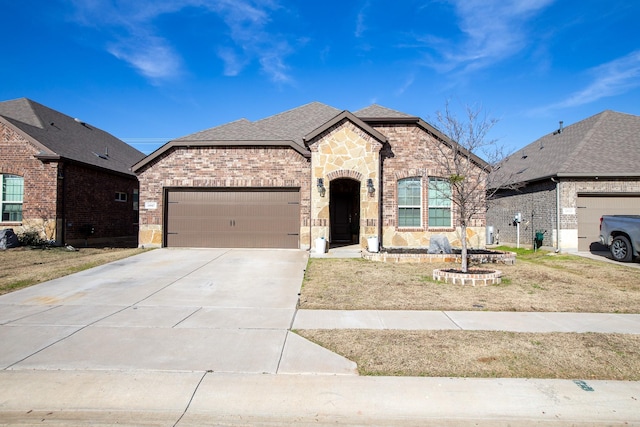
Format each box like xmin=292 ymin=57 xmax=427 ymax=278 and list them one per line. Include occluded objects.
xmin=294 ymin=309 xmax=640 ymax=333
xmin=0 ymin=371 xmax=638 ymax=426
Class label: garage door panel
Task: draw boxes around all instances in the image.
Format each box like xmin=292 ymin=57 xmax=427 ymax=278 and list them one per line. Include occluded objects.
xmin=167 ymin=230 xmax=298 ymax=248
xmin=577 ymin=195 xmax=640 ymax=251
xmin=166 ymin=189 xmax=300 ymax=248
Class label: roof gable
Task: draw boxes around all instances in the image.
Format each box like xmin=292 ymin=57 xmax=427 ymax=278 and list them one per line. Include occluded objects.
xmin=0 ymin=98 xmax=145 ymax=176
xmin=494 ymin=110 xmax=640 ymax=186
xmin=303 ymin=110 xmax=388 ymax=144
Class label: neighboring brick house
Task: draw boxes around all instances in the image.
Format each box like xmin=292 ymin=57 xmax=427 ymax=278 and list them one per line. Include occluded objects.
xmin=487 ymin=110 xmax=640 ymax=252
xmin=0 ymin=98 xmax=145 ymax=246
xmin=133 ymin=102 xmax=489 ymax=250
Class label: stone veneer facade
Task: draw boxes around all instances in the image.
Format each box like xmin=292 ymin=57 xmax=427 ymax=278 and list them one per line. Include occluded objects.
xmin=137 ymin=117 xmax=488 ymax=250
xmin=307 ymin=120 xmax=382 ymax=246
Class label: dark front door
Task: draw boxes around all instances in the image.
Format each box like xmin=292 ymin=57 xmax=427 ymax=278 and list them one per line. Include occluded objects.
xmin=329 ymin=179 xmax=360 ymax=243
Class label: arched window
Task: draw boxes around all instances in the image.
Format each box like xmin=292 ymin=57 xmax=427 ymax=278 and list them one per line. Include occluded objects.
xmin=428 ymin=177 xmax=451 ymax=227
xmin=398 ymin=177 xmax=421 ymax=227
xmin=1 ymin=174 xmax=24 ymax=222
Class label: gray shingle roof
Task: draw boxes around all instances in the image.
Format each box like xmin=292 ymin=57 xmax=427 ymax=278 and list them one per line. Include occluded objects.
xmin=0 ymin=98 xmax=145 ymax=176
xmin=170 ymin=102 xmax=417 ymax=148
xmin=174 ymin=119 xmax=281 ymax=142
xmin=133 ymin=101 xmax=482 ymax=172
xmin=354 ymin=104 xmax=416 ymax=118
xmin=173 ymin=102 xmax=341 ymax=148
xmin=255 ymin=102 xmax=342 ymax=146
xmin=493 ymin=110 xmax=640 ymax=186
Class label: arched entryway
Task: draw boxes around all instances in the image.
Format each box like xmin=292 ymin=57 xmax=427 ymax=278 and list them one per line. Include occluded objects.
xmin=329 ymin=178 xmax=361 ymax=245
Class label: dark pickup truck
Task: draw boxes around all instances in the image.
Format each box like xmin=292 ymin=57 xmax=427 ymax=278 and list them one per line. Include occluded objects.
xmin=599 ymin=215 xmax=640 ymax=262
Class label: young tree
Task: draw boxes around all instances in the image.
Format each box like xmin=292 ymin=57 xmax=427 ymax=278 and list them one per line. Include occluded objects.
xmin=431 ymin=101 xmax=505 ymax=273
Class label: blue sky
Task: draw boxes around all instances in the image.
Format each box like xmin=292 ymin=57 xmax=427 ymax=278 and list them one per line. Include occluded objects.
xmin=2 ymin=0 xmax=639 ymax=155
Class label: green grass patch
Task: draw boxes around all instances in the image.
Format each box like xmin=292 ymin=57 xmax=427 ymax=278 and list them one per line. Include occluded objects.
xmin=2 ymin=279 xmax=39 ymax=294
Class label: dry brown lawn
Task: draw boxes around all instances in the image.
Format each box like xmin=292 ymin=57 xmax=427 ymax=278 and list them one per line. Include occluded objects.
xmin=299 ymin=250 xmax=640 ymax=313
xmin=297 ymin=330 xmax=640 ymax=380
xmin=298 ymin=249 xmax=640 ymax=379
xmin=0 ymin=246 xmax=148 ymax=295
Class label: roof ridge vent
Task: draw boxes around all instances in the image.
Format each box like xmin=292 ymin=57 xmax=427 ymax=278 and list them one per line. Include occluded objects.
xmin=74 ymin=117 xmax=91 ymax=128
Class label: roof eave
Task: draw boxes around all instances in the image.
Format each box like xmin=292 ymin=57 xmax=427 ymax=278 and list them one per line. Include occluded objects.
xmin=358 ymin=116 xmax=420 ymax=125
xmin=133 ymin=139 xmax=311 ymax=173
xmin=34 ymin=153 xmax=62 ymax=161
xmin=489 ymin=171 xmax=640 ymax=190
xmin=557 ymin=172 xmax=640 ymax=178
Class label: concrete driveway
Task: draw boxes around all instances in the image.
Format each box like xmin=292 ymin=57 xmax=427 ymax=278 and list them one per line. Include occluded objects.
xmin=2 ymin=248 xmax=639 ymax=426
xmin=0 ymin=248 xmax=355 ymax=374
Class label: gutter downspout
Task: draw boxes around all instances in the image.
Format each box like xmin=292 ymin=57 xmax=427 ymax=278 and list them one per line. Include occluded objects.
xmin=58 ymin=162 xmax=66 ymax=246
xmin=309 ymin=159 xmax=313 ymax=252
xmin=551 ymin=177 xmax=560 ymax=252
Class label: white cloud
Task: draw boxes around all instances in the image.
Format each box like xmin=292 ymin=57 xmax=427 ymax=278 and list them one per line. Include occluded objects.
xmin=394 ymin=74 xmax=415 ymax=96
xmin=217 ymin=47 xmax=246 ymax=77
xmin=422 ymin=0 xmax=554 ymax=73
xmin=529 ymin=50 xmax=640 ymax=115
xmin=210 ymin=1 xmax=295 ymax=83
xmin=355 ymin=2 xmax=370 ymax=38
xmin=106 ymin=32 xmax=184 ymax=82
xmin=69 ymin=0 xmax=294 ymax=84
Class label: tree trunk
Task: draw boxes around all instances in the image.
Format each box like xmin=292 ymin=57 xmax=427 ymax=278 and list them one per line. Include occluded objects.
xmin=461 ymin=224 xmax=468 ymax=273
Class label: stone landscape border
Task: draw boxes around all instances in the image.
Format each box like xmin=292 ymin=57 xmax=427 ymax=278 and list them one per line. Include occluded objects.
xmin=362 ymin=250 xmax=516 ymax=265
xmin=432 ymin=268 xmax=503 ymax=286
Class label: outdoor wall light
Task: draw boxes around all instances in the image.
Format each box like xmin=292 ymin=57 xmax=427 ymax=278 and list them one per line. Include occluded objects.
xmin=317 ymin=178 xmax=326 ymax=197
xmin=367 ymin=178 xmax=375 ymax=195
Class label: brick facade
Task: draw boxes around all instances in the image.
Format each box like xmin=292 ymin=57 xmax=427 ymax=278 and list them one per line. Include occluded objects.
xmin=1 ymin=122 xmax=139 ymax=245
xmin=137 ymin=119 xmax=488 ymax=250
xmin=375 ymin=123 xmax=486 ymax=248
xmin=1 ymin=124 xmax=58 ymax=232
xmin=487 ymin=178 xmax=640 ymax=250
xmin=137 ymin=146 xmax=310 ymax=247
xmin=486 ymin=180 xmax=557 ymax=248
xmin=62 ymin=163 xmax=139 ymax=243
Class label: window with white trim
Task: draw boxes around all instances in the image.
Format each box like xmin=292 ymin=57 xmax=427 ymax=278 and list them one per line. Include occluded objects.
xmin=398 ymin=177 xmax=422 ymax=227
xmin=428 ymin=177 xmax=452 ymax=227
xmin=1 ymin=174 xmax=24 ymax=222
xmin=115 ymin=192 xmax=127 ymax=202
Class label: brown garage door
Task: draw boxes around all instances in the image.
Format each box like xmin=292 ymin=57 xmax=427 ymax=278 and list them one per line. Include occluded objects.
xmin=165 ymin=189 xmax=300 ymax=248
xmin=577 ymin=194 xmax=640 ymax=251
